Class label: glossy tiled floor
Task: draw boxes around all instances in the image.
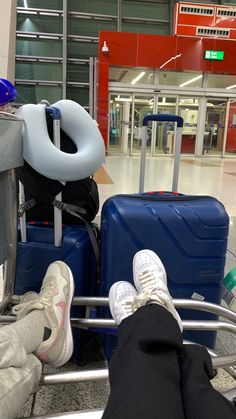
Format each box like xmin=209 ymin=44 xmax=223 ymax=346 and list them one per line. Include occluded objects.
xmin=1 ymin=155 xmax=236 ymax=417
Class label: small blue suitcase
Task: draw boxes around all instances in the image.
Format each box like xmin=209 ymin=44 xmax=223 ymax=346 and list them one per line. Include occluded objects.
xmin=15 ymin=223 xmax=97 ymax=362
xmin=100 ymin=192 xmax=229 ymax=358
xmin=15 ymin=223 xmax=96 ymax=296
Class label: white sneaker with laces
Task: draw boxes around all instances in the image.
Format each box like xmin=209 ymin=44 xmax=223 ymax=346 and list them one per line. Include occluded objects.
xmin=109 ymin=281 xmax=138 ymax=325
xmin=13 ymin=261 xmax=74 ymax=366
xmin=133 ymin=249 xmax=183 ymax=332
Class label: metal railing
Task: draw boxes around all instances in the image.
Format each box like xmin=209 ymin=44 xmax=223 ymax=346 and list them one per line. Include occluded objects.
xmin=1 ymin=297 xmax=236 ymax=417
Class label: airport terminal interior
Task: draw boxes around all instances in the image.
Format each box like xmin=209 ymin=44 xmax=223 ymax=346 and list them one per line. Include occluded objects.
xmin=1 ymin=0 xmax=236 ymax=417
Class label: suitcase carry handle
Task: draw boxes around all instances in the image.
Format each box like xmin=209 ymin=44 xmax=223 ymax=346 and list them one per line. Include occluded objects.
xmin=143 ymin=114 xmax=184 ymax=128
xmin=139 ymin=114 xmax=184 ymax=194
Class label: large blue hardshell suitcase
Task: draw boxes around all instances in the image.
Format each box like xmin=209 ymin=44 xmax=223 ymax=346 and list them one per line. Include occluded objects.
xmin=100 ymin=193 xmax=229 ymax=357
xmin=15 ymin=223 xmax=97 ymax=361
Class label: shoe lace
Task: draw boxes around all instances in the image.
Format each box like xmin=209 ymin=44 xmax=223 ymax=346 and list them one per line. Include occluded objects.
xmin=121 ymin=298 xmax=135 ymax=315
xmin=12 ymin=279 xmax=56 ymax=317
xmin=39 ymin=279 xmax=57 ymax=307
xmin=138 ymin=270 xmax=166 ymax=293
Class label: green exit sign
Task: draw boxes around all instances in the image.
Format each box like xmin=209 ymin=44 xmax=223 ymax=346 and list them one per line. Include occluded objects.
xmin=204 ymin=50 xmax=224 ymax=60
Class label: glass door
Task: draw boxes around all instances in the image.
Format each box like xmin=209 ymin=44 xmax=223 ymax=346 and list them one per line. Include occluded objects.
xmin=108 ymin=93 xmax=133 ymax=155
xmin=204 ymin=98 xmax=227 ymax=155
xmin=178 ymin=97 xmax=199 ymax=154
xmin=152 ymin=96 xmax=177 ymax=155
xmin=223 ymin=99 xmax=236 ymax=156
xmin=132 ymin=94 xmax=154 ymax=154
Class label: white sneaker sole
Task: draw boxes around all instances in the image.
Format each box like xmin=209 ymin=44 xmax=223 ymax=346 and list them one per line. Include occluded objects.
xmin=133 ymin=249 xmax=167 ymax=293
xmin=51 ymin=264 xmax=75 ymax=367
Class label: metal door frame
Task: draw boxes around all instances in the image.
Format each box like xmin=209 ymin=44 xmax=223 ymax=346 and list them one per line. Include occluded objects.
xmin=108 ymin=84 xmax=235 ymax=157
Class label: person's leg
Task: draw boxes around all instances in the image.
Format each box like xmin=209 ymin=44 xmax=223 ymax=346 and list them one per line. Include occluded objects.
xmin=0 ymin=355 xmax=41 ymax=419
xmin=0 ymin=260 xmax=74 ymax=419
xmin=103 ymin=304 xmax=185 ymax=419
xmin=179 ymin=344 xmax=236 ymax=419
xmin=102 ymin=249 xmax=185 ymax=419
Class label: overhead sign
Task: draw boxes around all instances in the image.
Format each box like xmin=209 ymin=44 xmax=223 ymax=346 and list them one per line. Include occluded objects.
xmin=204 ymin=50 xmax=224 ymax=60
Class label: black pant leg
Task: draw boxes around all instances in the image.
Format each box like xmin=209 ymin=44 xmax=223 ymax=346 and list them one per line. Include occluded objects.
xmin=179 ymin=345 xmax=236 ymax=419
xmin=102 ymin=304 xmax=185 ymax=419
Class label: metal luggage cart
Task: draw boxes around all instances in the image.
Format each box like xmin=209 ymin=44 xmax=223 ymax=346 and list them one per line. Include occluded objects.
xmin=0 ymin=113 xmax=236 ymax=418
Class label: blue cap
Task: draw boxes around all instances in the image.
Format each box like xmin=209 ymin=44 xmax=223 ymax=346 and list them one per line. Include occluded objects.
xmin=0 ymin=78 xmax=16 ymax=106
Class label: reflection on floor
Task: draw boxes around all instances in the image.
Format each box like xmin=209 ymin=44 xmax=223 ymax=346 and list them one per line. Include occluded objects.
xmin=1 ymin=156 xmax=236 ymax=416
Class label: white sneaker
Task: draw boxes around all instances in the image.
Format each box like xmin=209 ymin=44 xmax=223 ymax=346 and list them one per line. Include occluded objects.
xmin=133 ymin=250 xmax=183 ymax=332
xmin=109 ymin=281 xmax=138 ymax=325
xmin=13 ymin=261 xmax=74 ymax=366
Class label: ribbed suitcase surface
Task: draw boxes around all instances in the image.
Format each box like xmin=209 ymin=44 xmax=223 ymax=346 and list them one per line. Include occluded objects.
xmin=100 ymin=193 xmax=229 ymax=351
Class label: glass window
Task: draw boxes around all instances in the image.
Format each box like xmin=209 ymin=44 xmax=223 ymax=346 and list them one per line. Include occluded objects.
xmin=16 ymin=39 xmax=62 ymax=57
xmin=67 ymin=86 xmax=89 ymax=107
xmin=16 ymin=85 xmax=62 ymax=104
xmin=15 ymin=62 xmax=62 ymax=81
xmin=68 ymin=0 xmax=117 ymax=15
xmin=17 ymin=0 xmax=63 ymax=9
xmin=68 ymin=19 xmax=116 ymax=38
xmin=226 ymin=99 xmax=236 ymax=155
xmin=207 ymin=74 xmax=236 ymax=90
xmin=122 ymin=22 xmax=169 ymax=35
xmin=160 ymin=71 xmax=203 ymax=88
xmin=178 ymin=98 xmax=199 ymax=154
xmin=17 ymin=15 xmax=62 ymax=33
xmin=123 ymin=0 xmax=169 ymax=20
xmin=67 ymin=63 xmax=89 ymax=83
xmin=204 ymin=98 xmax=227 ymax=156
xmin=68 ymin=41 xmax=98 ymax=59
xmin=109 ymin=67 xmax=154 ymax=84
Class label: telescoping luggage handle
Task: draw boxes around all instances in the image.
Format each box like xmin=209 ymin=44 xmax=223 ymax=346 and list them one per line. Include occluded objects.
xmin=45 ymin=106 xmax=62 ymax=247
xmin=19 ymin=106 xmax=62 ymax=246
xmin=139 ymin=114 xmax=184 ymax=193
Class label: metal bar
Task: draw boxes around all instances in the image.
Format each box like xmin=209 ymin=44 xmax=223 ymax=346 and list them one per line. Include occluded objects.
xmin=2 ymin=170 xmax=18 ymax=301
xmin=0 ymin=298 xmax=11 ymax=316
xmin=69 ymin=318 xmax=236 ymax=334
xmin=173 ymin=299 xmax=236 ymax=323
xmin=15 ymin=79 xmax=62 ymax=86
xmin=16 ymin=55 xmax=63 ymax=63
xmin=222 ymin=98 xmax=231 ymax=157
xmin=67 ymin=82 xmax=89 ymax=87
xmin=69 ymin=11 xmax=117 ymax=21
xmin=68 ymin=35 xmax=98 ymax=43
xmin=8 ymin=296 xmax=236 ymax=323
xmin=18 ymin=181 xmax=27 ymax=242
xmin=0 ymin=315 xmax=15 ymax=323
xmin=169 ymin=0 xmax=174 ymax=34
xmin=89 ymin=57 xmax=94 ymax=117
xmin=19 ymin=410 xmax=104 ymax=418
xmin=62 ymin=0 xmax=68 ymax=99
xmin=17 ymin=7 xmax=63 ymax=15
xmin=172 ymin=126 xmax=182 ymax=191
xmin=93 ymin=58 xmax=98 ymax=121
xmin=123 ymin=17 xmax=169 ymax=25
xmin=139 ymin=126 xmax=147 ymax=192
xmin=41 ymin=368 xmax=108 ymax=386
xmin=53 ymin=119 xmax=62 ymax=246
xmin=16 ymin=31 xmax=63 ymax=40
xmin=117 ymin=0 xmax=122 ymax=31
